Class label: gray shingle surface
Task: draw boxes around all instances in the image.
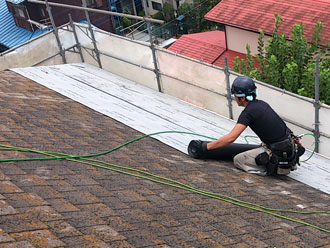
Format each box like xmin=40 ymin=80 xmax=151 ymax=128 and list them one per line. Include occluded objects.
xmin=0 ymin=70 xmax=329 ymax=247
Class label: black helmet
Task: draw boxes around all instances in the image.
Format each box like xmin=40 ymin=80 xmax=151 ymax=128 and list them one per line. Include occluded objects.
xmin=231 ymin=76 xmax=257 ymax=96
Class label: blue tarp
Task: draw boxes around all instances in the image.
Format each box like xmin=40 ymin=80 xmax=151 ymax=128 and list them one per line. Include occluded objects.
xmin=7 ymin=0 xmax=25 ymax=4
xmin=0 ymin=0 xmax=49 ymax=49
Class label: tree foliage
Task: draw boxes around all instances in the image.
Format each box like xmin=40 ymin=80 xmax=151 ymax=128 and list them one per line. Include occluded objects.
xmin=162 ymin=2 xmax=175 ymax=21
xmin=233 ymin=15 xmax=330 ymax=105
xmin=177 ymin=0 xmax=221 ymax=33
xmin=152 ymin=11 xmax=164 ymax=20
xmin=120 ymin=8 xmax=132 ymax=29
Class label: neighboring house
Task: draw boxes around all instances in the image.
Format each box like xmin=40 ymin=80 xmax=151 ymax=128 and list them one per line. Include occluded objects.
xmin=167 ymin=30 xmax=256 ymax=68
xmin=204 ymin=0 xmax=330 ymax=56
xmin=5 ymin=0 xmax=114 ymax=33
xmin=0 ymin=0 xmax=48 ymax=52
xmin=144 ymin=0 xmax=193 ymax=16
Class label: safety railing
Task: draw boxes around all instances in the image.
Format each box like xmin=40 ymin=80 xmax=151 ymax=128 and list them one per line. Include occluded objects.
xmin=1 ymin=1 xmax=328 ymax=156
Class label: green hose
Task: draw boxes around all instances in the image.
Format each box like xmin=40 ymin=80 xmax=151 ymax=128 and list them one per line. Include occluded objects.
xmin=0 ymin=131 xmax=329 ymax=233
xmin=300 ymin=133 xmax=317 ymax=162
xmin=0 ymin=131 xmax=215 ymax=162
xmin=1 ymin=143 xmax=329 ymax=215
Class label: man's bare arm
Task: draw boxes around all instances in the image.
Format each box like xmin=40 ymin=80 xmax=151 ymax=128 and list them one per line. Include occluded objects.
xmin=206 ymin=123 xmax=247 ymax=150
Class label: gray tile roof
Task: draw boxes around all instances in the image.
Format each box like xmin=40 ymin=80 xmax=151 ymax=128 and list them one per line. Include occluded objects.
xmin=0 ymin=69 xmax=329 ymax=247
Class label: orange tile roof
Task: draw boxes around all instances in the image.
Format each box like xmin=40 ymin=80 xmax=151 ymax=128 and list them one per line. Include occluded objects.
xmin=168 ymin=30 xmax=256 ymax=69
xmin=167 ymin=31 xmax=226 ymax=64
xmin=205 ymin=0 xmax=330 ymax=45
xmin=213 ymin=50 xmax=258 ymax=69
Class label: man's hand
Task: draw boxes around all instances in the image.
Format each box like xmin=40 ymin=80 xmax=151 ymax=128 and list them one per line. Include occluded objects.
xmin=188 ymin=140 xmax=209 ymax=158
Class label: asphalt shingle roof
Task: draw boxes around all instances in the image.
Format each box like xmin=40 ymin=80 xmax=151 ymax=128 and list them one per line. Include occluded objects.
xmin=0 ymin=69 xmax=330 ymax=247
xmin=205 ymin=0 xmax=330 ymax=45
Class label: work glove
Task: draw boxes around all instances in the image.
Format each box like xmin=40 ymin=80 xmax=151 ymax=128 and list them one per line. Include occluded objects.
xmin=187 ymin=140 xmax=208 ymax=159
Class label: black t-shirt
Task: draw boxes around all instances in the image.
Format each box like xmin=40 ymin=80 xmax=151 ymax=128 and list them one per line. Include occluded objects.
xmin=237 ymin=100 xmax=288 ymax=145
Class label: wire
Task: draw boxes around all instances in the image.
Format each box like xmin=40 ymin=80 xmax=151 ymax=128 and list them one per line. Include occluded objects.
xmin=0 ymin=131 xmax=318 ymax=163
xmin=0 ymin=131 xmax=328 ymax=233
xmin=243 ymin=135 xmax=259 ymax=144
xmin=300 ymin=133 xmax=317 ymax=162
xmin=1 ymin=143 xmax=330 ymax=207
xmin=5 ymin=144 xmax=329 ymax=233
xmin=0 ymin=131 xmax=214 ymax=162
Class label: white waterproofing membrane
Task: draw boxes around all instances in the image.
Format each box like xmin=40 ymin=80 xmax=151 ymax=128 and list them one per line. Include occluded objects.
xmin=12 ymin=63 xmax=330 ymax=194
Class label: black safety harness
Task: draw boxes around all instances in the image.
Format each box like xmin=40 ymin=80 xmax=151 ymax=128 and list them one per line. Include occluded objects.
xmin=256 ymin=130 xmax=305 ymax=175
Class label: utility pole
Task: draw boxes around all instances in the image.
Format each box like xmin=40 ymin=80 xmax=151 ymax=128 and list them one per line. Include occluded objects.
xmin=141 ymin=0 xmax=148 ymax=16
xmin=131 ymin=0 xmax=137 ymax=16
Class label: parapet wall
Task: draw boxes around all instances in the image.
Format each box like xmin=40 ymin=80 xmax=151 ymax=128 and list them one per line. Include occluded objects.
xmin=1 ymin=23 xmax=329 ymax=157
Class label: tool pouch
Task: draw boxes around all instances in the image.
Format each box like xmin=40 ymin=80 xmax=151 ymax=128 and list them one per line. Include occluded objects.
xmin=268 ymin=138 xmax=293 ymax=157
xmin=255 ymin=152 xmax=269 ymax=166
xmin=255 ymin=151 xmax=279 ymax=175
xmin=266 ymin=155 xmax=279 ymax=175
xmin=267 ymin=136 xmax=299 ymax=175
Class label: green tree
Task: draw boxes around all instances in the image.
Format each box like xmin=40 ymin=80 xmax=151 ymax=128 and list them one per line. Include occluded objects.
xmin=162 ymin=2 xmax=175 ymax=21
xmin=177 ymin=2 xmax=197 ymax=33
xmin=120 ymin=8 xmax=132 ymax=29
xmin=233 ymin=44 xmax=255 ymax=77
xmin=152 ymin=11 xmax=164 ymax=20
xmin=196 ymin=0 xmax=220 ymax=31
xmin=233 ymin=15 xmax=330 ymax=105
xmin=177 ymin=0 xmax=220 ymax=33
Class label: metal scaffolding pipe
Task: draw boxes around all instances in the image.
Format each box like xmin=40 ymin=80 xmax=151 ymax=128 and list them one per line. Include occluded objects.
xmin=156 ymin=48 xmax=226 ymax=72
xmin=147 ymin=22 xmax=162 ymax=92
xmin=74 ymin=22 xmax=150 ymax=47
xmin=78 ymin=45 xmax=155 ymax=71
xmin=224 ymin=57 xmax=233 ymax=120
xmin=27 ymin=0 xmax=164 ymax=24
xmin=159 ymin=72 xmax=227 ymax=98
xmin=45 ymin=0 xmax=66 ymax=64
xmin=82 ymin=0 xmax=102 ymax=68
xmin=31 ymin=45 xmax=77 ymax=66
xmin=229 ymin=70 xmax=316 ymax=104
xmin=314 ymin=56 xmax=321 ymax=152
xmin=69 ymin=14 xmax=84 ymax=63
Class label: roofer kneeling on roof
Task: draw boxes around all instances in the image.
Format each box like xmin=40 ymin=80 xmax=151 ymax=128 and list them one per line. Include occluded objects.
xmin=196 ymin=76 xmax=305 ymax=176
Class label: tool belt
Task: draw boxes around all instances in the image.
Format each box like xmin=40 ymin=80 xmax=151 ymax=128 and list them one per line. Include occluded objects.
xmin=255 ymin=133 xmax=305 ymax=175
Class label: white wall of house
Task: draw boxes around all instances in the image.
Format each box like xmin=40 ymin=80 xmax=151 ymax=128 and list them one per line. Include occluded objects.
xmin=225 ymin=26 xmax=271 ymax=55
xmin=144 ymin=0 xmax=193 ymax=16
xmin=1 ymin=22 xmax=329 ymax=157
xmin=145 ymin=0 xmax=163 ymax=16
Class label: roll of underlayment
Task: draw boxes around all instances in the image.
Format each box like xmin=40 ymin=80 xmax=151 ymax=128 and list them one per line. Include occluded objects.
xmin=188 ymin=140 xmax=260 ymax=161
